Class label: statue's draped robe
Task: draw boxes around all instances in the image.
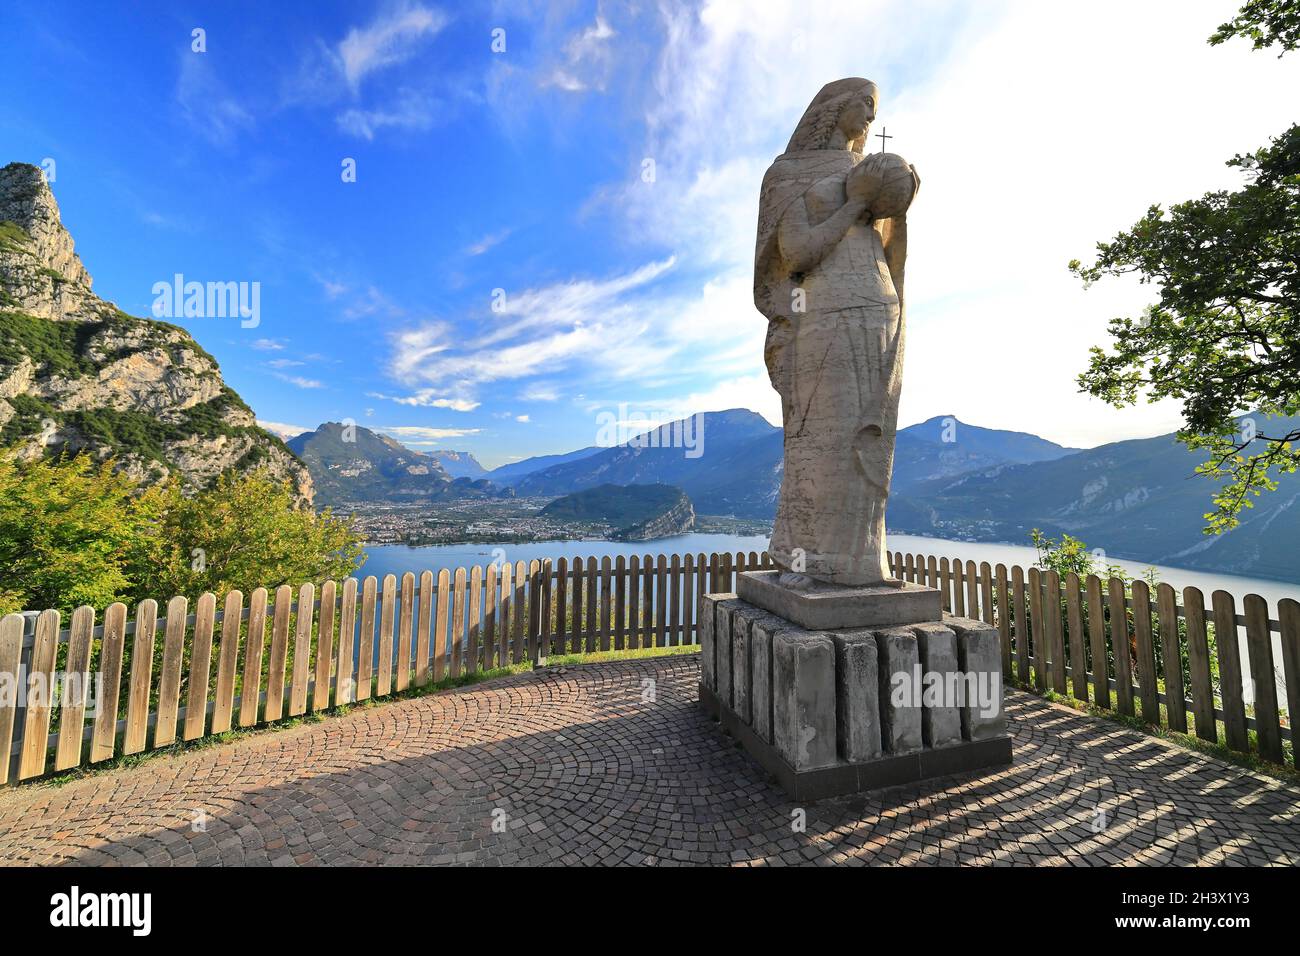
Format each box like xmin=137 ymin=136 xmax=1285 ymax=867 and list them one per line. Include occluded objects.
xmin=754 ymin=148 xmax=908 ymax=586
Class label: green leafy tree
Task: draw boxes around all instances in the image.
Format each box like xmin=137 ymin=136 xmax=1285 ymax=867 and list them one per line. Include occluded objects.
xmin=1030 ymin=528 xmax=1137 ymax=582
xmin=1210 ymin=0 xmax=1300 ymax=53
xmin=0 ymin=453 xmax=364 ymax=614
xmin=0 ymin=454 xmax=163 ymax=615
xmin=1071 ymin=3 xmax=1300 ymax=533
xmin=126 ymin=469 xmax=364 ymax=603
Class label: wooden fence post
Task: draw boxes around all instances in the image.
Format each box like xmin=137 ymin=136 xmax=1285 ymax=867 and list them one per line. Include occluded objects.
xmin=0 ymin=615 xmax=22 ymax=785
xmin=952 ymin=559 xmax=967 ymax=617
xmin=584 ymin=557 xmax=598 ymax=654
xmin=1085 ymin=576 xmax=1109 ymax=710
xmin=554 ymin=558 xmax=569 ymax=657
xmin=1012 ymin=565 xmax=1028 ymax=686
xmin=89 ymin=602 xmax=127 ymax=764
xmin=336 ymin=578 xmax=358 ymax=704
xmin=1130 ymin=581 xmax=1159 ymax=724
xmin=1211 ymin=590 xmax=1249 ymax=753
xmin=655 ymin=554 xmax=669 ymax=648
xmin=1107 ymin=577 xmax=1135 ymax=718
xmin=614 ymin=556 xmax=626 ymax=651
xmin=154 ymin=598 xmax=186 ymax=746
xmin=263 ymin=586 xmax=292 ymax=719
xmin=377 ymin=575 xmax=396 ymax=696
xmin=18 ymin=610 xmax=60 ymax=778
xmin=1279 ymin=598 xmax=1300 ymax=769
xmin=211 ymin=591 xmax=243 ymax=733
xmin=481 ymin=564 xmax=497 ymax=671
xmin=289 ymin=582 xmax=315 ymax=715
xmin=629 ymin=555 xmax=642 ymax=650
xmin=539 ymin=559 xmax=553 ymax=661
xmin=1182 ymin=586 xmax=1216 ymax=742
xmin=467 ymin=565 xmax=482 ymax=675
xmin=241 ymin=588 xmax=268 ymax=725
xmin=123 ymin=599 xmax=158 ymax=755
xmin=314 ymin=581 xmax=337 ymax=711
xmin=396 ymin=573 xmax=414 ymax=690
xmin=1156 ymin=583 xmax=1186 ymax=733
xmin=356 ymin=577 xmax=376 ymax=701
xmin=1044 ymin=571 xmax=1067 ymax=695
xmin=1027 ymin=567 xmax=1046 ymax=691
xmin=599 ymin=557 xmax=612 ymax=652
xmin=966 ymin=560 xmax=980 ymax=619
xmin=1065 ymin=573 xmax=1087 ymax=701
xmin=1244 ymin=594 xmax=1283 ymax=763
xmin=451 ymin=567 xmax=467 ymax=676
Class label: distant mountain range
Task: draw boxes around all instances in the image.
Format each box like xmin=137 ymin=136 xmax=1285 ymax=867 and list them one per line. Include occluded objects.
xmin=287 ymin=423 xmax=503 ymax=506
xmin=487 ymin=445 xmax=604 ymax=483
xmin=426 ymin=449 xmax=488 ymax=479
xmin=506 ymin=409 xmax=783 ymax=516
xmin=286 ymin=409 xmax=1300 ymax=582
xmin=887 ymin=414 xmax=1300 ymax=583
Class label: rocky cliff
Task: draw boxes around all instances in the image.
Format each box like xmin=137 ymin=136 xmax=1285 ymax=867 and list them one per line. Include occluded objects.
xmin=617 ymin=491 xmax=696 ymax=542
xmin=0 ymin=162 xmax=313 ymax=503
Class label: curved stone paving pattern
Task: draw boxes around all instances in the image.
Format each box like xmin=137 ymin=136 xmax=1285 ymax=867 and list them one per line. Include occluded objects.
xmin=1 ymin=656 xmax=1298 ymax=866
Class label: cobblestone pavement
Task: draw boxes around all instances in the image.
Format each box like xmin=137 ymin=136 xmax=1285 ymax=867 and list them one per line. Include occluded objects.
xmin=1 ymin=656 xmax=1298 ymax=866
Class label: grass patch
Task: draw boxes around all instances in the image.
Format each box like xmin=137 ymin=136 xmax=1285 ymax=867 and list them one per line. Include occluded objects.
xmin=0 ymin=220 xmax=31 ymax=253
xmin=543 ymin=643 xmax=699 ymax=667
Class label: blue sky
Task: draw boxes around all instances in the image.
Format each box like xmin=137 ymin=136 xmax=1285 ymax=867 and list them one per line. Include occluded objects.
xmin=5 ymin=1 xmax=1300 ymax=467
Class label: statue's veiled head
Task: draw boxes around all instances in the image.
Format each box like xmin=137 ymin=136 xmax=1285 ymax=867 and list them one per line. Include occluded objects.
xmin=785 ymin=77 xmax=879 ymax=153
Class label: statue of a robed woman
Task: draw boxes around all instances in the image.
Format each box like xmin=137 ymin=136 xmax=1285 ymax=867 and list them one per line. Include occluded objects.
xmin=754 ymin=78 xmax=920 ymax=588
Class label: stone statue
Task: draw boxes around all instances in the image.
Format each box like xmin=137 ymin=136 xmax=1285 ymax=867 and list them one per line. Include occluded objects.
xmin=754 ymin=78 xmax=919 ymax=588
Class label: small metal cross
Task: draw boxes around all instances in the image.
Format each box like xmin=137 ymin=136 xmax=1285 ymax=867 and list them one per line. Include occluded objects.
xmin=876 ymin=127 xmax=893 ymax=153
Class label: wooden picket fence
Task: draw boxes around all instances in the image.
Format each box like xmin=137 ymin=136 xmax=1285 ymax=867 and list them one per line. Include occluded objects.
xmin=1 ymin=548 xmax=1297 ymax=784
xmin=884 ymin=552 xmax=1298 ymax=769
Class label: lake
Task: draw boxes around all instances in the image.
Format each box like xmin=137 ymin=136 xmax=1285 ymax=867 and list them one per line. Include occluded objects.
xmin=359 ymin=532 xmax=1299 ymax=608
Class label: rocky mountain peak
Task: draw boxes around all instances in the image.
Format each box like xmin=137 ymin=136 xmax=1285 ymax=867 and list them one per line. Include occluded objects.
xmin=0 ymin=162 xmax=94 ymax=318
xmin=0 ymin=161 xmax=314 ymax=505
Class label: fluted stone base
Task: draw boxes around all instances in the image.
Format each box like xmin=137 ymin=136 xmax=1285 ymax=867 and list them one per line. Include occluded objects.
xmin=698 ymin=590 xmax=1011 ymax=800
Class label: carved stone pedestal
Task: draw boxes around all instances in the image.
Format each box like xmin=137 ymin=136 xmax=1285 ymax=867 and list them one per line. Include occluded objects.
xmin=699 ymin=573 xmax=1011 ymax=801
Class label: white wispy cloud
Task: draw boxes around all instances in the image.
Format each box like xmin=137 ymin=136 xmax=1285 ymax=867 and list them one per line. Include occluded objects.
xmin=385 ymin=259 xmax=677 ymax=398
xmin=251 ymin=338 xmax=286 ymax=351
xmin=476 ymin=256 xmax=676 ymax=347
xmin=466 ymin=227 xmax=512 ymax=256
xmin=380 ymin=425 xmax=481 ymax=445
xmin=519 ymin=382 xmax=560 ymax=402
xmin=175 ymin=54 xmax=253 ymax=146
xmin=280 ymin=3 xmax=449 ymax=139
xmin=542 ymin=11 xmax=617 ymax=93
xmin=367 ymin=389 xmax=479 ymax=411
xmin=338 ymin=3 xmax=448 ymax=90
xmin=336 ymin=90 xmax=437 ymax=139
xmin=341 ymin=285 xmax=404 ymax=320
xmin=257 ymin=419 xmax=312 ymax=440
xmin=274 ymin=372 xmax=324 ymax=389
